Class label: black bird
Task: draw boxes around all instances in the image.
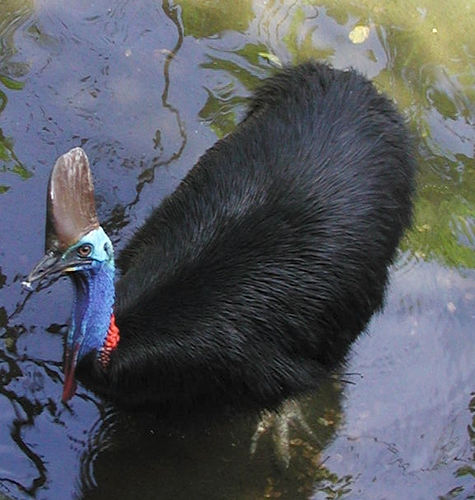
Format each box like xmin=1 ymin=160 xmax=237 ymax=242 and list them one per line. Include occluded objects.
xmin=24 ymin=62 xmax=415 ymax=416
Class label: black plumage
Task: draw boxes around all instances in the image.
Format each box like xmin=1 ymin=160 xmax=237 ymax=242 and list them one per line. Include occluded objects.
xmin=75 ymin=62 xmax=415 ymax=414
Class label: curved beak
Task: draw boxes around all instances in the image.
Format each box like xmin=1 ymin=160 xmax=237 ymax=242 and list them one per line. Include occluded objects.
xmin=22 ymin=251 xmax=92 ymax=290
xmin=22 ymin=252 xmax=63 ymax=289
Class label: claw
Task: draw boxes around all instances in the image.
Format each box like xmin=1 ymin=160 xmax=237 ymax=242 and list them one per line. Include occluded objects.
xmin=250 ymin=399 xmax=318 ymax=468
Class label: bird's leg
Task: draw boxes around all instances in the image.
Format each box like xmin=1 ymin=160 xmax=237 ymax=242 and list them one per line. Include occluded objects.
xmin=250 ymin=399 xmax=318 ymax=468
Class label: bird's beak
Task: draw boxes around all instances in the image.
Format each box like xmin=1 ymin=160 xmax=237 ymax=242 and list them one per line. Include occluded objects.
xmin=22 ymin=251 xmax=92 ymax=289
xmin=22 ymin=252 xmax=64 ymax=289
xmin=22 ymin=250 xmax=85 ymax=402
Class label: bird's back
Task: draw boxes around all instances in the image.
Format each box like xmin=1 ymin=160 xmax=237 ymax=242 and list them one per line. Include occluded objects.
xmin=102 ymin=62 xmax=415 ymax=412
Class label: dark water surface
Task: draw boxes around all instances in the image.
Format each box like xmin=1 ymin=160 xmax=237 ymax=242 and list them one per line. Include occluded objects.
xmin=0 ymin=1 xmax=474 ymax=499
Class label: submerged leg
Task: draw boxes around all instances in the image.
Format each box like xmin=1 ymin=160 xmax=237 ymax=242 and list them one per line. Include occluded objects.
xmin=250 ymin=399 xmax=319 ymax=468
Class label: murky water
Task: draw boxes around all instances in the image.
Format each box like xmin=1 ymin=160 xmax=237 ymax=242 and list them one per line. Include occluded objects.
xmin=0 ymin=1 xmax=473 ymax=499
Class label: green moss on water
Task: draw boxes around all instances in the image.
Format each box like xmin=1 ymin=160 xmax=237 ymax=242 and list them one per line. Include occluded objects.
xmin=0 ymin=131 xmax=33 ymax=190
xmin=176 ymin=0 xmax=254 ymax=38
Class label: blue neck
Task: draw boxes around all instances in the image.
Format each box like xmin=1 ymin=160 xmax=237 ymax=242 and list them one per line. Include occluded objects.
xmin=68 ymin=260 xmax=116 ymax=361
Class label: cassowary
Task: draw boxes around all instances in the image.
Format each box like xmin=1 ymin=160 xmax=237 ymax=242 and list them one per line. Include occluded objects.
xmin=24 ymin=62 xmax=415 ymax=415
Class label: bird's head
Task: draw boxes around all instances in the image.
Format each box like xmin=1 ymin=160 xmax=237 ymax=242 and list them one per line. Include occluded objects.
xmin=24 ymin=148 xmax=117 ymax=402
xmin=26 ymin=225 xmax=114 ymax=283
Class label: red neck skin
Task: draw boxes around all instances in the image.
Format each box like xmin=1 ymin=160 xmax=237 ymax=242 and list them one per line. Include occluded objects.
xmin=99 ymin=313 xmax=120 ymax=367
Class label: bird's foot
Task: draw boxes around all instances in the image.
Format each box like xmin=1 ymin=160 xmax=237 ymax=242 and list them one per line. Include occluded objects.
xmin=250 ymin=399 xmax=318 ymax=468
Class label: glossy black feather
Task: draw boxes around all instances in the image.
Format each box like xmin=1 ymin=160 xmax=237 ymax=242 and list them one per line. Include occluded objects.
xmin=77 ymin=62 xmax=416 ymax=414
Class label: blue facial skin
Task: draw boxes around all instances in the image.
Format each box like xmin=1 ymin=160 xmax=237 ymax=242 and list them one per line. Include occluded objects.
xmin=64 ymin=227 xmax=116 ymax=363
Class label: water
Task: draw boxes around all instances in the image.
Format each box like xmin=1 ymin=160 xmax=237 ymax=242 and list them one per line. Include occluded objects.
xmin=0 ymin=1 xmax=474 ymax=498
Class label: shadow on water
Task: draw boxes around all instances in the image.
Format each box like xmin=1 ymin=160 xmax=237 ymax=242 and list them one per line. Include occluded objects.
xmin=0 ymin=0 xmax=474 ymax=499
xmin=76 ymin=383 xmax=346 ymax=500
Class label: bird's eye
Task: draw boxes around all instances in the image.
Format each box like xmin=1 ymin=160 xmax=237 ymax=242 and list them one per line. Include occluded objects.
xmin=77 ymin=244 xmax=92 ymax=258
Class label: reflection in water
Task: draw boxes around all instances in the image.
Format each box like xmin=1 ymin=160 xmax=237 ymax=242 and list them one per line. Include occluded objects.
xmin=77 ymin=382 xmax=346 ymax=500
xmin=127 ymin=0 xmax=187 ymax=208
xmin=0 ymin=0 xmax=474 ymax=498
xmin=102 ymin=0 xmax=189 ymax=241
xmin=0 ymin=276 xmax=66 ymax=497
xmin=0 ymin=340 xmax=55 ymax=496
xmin=0 ymin=2 xmax=33 ymax=196
xmin=176 ymin=0 xmax=255 ymax=38
xmin=316 ymin=261 xmax=475 ymax=499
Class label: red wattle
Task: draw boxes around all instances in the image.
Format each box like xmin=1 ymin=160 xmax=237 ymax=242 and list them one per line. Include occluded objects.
xmin=62 ymin=345 xmax=79 ymax=402
xmin=100 ymin=313 xmax=120 ymax=367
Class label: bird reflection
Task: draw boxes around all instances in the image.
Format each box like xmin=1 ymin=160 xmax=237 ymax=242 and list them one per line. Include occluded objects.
xmin=76 ymin=377 xmax=346 ymax=500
